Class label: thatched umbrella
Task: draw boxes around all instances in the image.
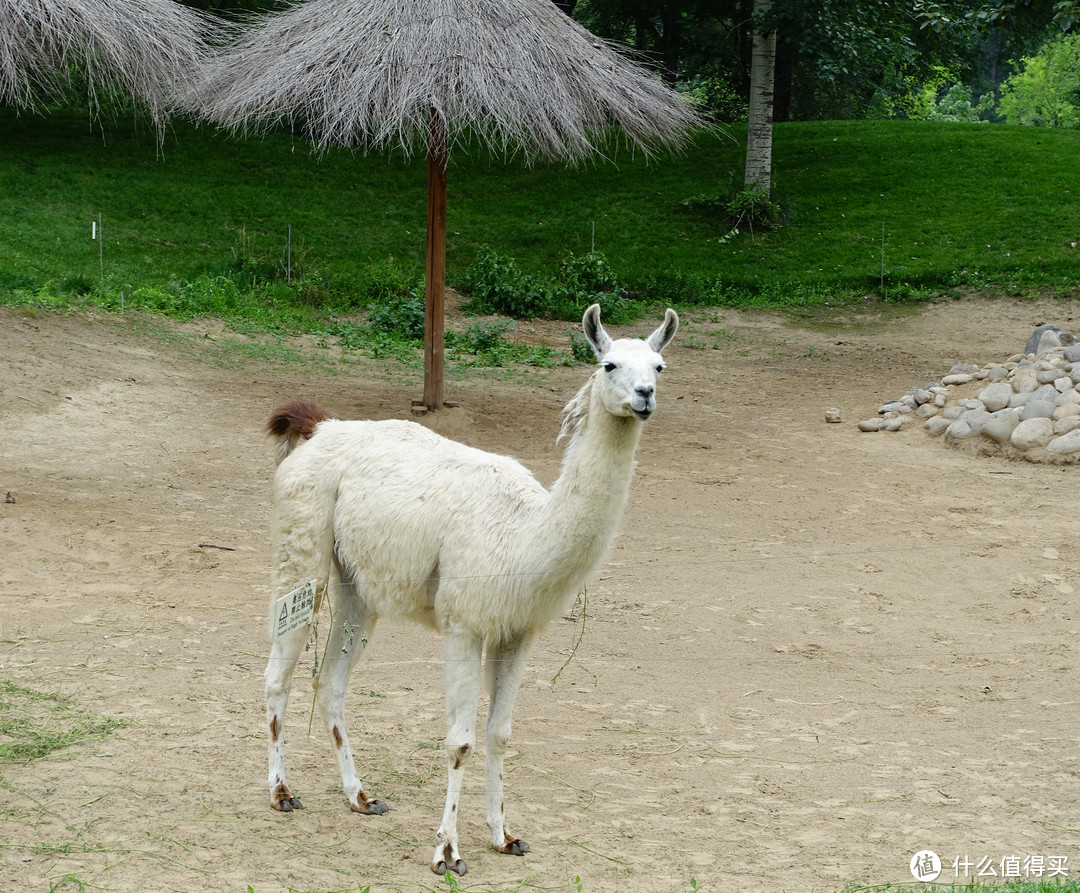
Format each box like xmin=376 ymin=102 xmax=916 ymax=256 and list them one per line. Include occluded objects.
xmin=184 ymin=0 xmax=701 ymax=410
xmin=0 ymin=0 xmax=216 ymax=130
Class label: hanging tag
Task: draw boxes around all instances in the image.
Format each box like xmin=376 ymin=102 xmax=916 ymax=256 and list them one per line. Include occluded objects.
xmin=273 ymin=580 xmax=318 ymax=640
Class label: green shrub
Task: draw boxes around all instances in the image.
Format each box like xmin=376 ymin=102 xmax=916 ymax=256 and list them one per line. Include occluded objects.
xmin=367 ymin=293 xmax=425 ymax=341
xmin=459 ymin=246 xmax=552 ymax=318
xmin=680 ymin=75 xmax=748 ymax=123
xmin=681 ymin=187 xmax=782 ymax=233
xmin=446 ymin=319 xmax=566 ymax=367
xmin=567 ymin=330 xmax=597 ymax=364
xmin=459 ymin=246 xmax=643 ymax=324
xmin=999 ymin=33 xmax=1080 ymax=128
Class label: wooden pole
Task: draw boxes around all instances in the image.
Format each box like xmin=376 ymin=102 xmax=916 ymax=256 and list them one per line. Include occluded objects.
xmin=423 ymin=109 xmax=448 ymax=411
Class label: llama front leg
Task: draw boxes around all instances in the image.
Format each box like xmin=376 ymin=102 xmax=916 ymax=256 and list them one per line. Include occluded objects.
xmin=432 ymin=627 xmax=483 ymax=876
xmin=316 ymin=577 xmax=388 ymax=815
xmin=485 ymin=635 xmax=532 ymax=856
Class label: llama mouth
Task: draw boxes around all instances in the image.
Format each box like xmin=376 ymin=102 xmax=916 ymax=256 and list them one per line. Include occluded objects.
xmin=631 ymin=407 xmax=653 ymax=421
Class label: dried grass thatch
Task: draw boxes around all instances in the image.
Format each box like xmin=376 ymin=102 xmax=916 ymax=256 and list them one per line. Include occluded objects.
xmin=0 ymin=0 xmax=219 ymax=129
xmin=182 ymin=0 xmax=702 ymax=162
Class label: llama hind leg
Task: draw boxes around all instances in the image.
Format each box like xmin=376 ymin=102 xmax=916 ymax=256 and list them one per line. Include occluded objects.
xmin=315 ymin=570 xmax=387 ymax=815
xmin=485 ymin=636 xmax=532 ymax=856
xmin=432 ymin=627 xmax=484 ymax=876
xmin=266 ymin=624 xmax=309 ymax=811
xmin=266 ymin=475 xmax=338 ymax=810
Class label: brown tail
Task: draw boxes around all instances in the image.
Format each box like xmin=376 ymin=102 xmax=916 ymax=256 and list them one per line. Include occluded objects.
xmin=266 ymin=400 xmax=330 ymax=465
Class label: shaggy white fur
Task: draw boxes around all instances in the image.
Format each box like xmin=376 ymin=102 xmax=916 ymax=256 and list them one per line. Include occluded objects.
xmin=262 ymin=303 xmax=678 ymax=876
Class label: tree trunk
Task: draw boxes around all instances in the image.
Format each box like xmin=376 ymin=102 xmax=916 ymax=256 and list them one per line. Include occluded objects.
xmin=744 ymin=0 xmax=776 ymax=193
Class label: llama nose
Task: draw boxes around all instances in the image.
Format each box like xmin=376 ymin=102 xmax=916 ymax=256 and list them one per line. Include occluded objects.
xmin=636 ymin=385 xmax=654 ymax=400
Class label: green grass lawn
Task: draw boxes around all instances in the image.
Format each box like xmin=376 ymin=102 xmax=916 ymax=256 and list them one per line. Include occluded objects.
xmin=2 ymin=108 xmax=1079 ymax=320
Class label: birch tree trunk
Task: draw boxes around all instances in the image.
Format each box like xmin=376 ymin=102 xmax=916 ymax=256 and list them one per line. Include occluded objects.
xmin=744 ymin=0 xmax=776 ymax=193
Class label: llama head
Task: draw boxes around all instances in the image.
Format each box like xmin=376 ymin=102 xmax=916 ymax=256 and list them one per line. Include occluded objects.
xmin=582 ymin=303 xmax=678 ymax=421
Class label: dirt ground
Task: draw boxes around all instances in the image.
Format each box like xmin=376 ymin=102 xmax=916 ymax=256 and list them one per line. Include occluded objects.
xmin=2 ymin=297 xmax=1079 ymax=893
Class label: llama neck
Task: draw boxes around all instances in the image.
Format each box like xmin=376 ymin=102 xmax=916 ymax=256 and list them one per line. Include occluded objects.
xmin=541 ymin=376 xmax=645 ymax=571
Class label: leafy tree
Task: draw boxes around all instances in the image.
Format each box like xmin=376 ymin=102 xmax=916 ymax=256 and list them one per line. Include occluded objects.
xmin=998 ymin=32 xmax=1080 ymax=125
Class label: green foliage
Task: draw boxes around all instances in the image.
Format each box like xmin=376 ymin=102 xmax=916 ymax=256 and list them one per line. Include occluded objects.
xmin=459 ymin=246 xmax=550 ymax=319
xmin=446 ymin=319 xmax=567 ymax=367
xmin=681 ymin=186 xmax=782 ymax=233
xmin=459 ymin=247 xmax=642 ymax=324
xmin=367 ymin=293 xmax=425 ymax=341
xmin=999 ymin=33 xmax=1080 ymax=127
xmin=680 ymin=75 xmax=748 ymax=123
xmin=924 ymin=83 xmax=995 ymax=122
xmin=3 ymin=112 xmax=1080 ymax=324
xmin=567 ymin=330 xmax=597 ymax=364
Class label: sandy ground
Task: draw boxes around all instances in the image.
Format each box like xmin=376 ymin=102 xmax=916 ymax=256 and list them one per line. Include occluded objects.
xmin=2 ymin=297 xmax=1079 ymax=893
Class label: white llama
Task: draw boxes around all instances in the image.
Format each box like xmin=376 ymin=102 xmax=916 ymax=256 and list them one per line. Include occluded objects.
xmin=263 ymin=303 xmax=678 ymax=876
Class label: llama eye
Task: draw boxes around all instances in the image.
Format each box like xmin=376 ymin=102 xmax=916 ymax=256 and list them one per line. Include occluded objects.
xmin=656 ymin=365 xmax=665 ymax=373
xmin=603 ymin=362 xmax=617 ymax=372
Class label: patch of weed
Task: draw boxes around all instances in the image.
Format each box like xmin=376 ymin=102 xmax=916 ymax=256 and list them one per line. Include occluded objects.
xmin=0 ymin=680 xmax=121 ymax=766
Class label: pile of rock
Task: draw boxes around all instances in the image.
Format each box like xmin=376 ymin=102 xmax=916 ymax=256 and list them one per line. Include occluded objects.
xmin=857 ymin=324 xmax=1080 ymax=463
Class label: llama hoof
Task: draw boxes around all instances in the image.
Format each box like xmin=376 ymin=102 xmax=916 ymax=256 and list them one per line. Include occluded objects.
xmin=432 ymin=857 xmax=467 ymax=876
xmin=349 ymin=794 xmax=390 ymax=815
xmin=495 ymin=838 xmax=529 ymax=856
xmin=271 ymin=785 xmax=303 ymax=812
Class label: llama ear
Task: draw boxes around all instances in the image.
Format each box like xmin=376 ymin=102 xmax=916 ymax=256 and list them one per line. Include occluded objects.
xmin=647 ymin=308 xmax=679 ymax=354
xmin=582 ymin=303 xmax=612 ymax=359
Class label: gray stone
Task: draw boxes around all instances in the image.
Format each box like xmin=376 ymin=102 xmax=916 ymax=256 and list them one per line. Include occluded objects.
xmin=881 ymin=417 xmax=903 ymax=432
xmin=916 ymin=403 xmax=939 ymax=419
xmin=1036 ymin=329 xmax=1064 ymax=356
xmin=942 ymin=373 xmax=973 ymax=385
xmin=1025 ymin=323 xmax=1060 ymax=355
xmin=1054 ymin=416 xmax=1080 ymax=435
xmin=925 ymin=416 xmax=951 ymax=436
xmin=858 ymin=418 xmax=883 ymax=432
xmin=912 ymin=388 xmax=932 ymax=405
xmin=1055 ymin=376 xmax=1073 ymax=393
xmin=948 ymin=409 xmax=990 ymax=438
xmin=878 ymin=401 xmax=906 ymax=414
xmin=1047 ymin=429 xmax=1080 ymax=454
xmin=981 ymin=409 xmax=1022 ymax=444
xmin=978 ymin=381 xmax=1014 ymax=412
xmin=987 ymin=365 xmax=1010 ymax=382
xmin=1012 ymin=366 xmax=1039 ymax=394
xmin=942 ymin=405 xmax=965 ymax=420
xmin=1064 ymin=345 xmax=1080 ymax=363
xmin=947 ymin=418 xmax=976 ymax=438
xmin=1037 ymin=369 xmax=1065 ymax=384
xmin=1052 ymin=402 xmax=1080 ymax=421
xmin=1020 ymin=399 xmax=1056 ymax=421
xmin=949 ymin=363 xmax=980 ymax=375
xmin=1011 ymin=417 xmax=1055 ymax=450
xmin=1031 ymin=384 xmax=1059 ymax=403
xmin=959 ymin=408 xmax=991 ymax=432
